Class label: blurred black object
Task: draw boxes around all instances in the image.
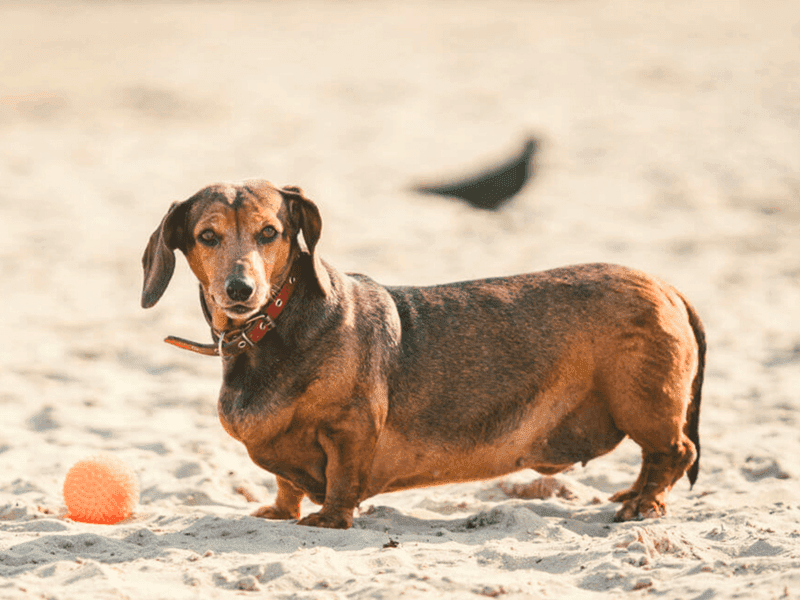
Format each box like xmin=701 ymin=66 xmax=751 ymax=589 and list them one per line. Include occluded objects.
xmin=413 ymin=137 xmax=538 ymax=210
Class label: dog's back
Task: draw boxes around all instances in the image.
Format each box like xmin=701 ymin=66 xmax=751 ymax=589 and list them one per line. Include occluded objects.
xmin=382 ymin=263 xmax=689 ymax=440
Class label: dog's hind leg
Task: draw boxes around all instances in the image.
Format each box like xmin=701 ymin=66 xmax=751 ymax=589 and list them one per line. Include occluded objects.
xmin=611 ymin=439 xmax=697 ymax=521
xmin=605 ymin=321 xmax=700 ymax=521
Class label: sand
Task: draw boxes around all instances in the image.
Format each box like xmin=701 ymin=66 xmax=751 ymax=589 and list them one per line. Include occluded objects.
xmin=1 ymin=1 xmax=799 ymax=598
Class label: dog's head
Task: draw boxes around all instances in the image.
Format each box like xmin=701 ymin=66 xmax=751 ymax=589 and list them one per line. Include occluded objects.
xmin=141 ymin=179 xmax=330 ymax=327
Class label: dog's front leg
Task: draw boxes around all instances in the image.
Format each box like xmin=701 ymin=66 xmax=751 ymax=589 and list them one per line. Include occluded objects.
xmin=251 ymin=476 xmax=304 ymax=520
xmin=297 ymin=419 xmax=377 ymax=529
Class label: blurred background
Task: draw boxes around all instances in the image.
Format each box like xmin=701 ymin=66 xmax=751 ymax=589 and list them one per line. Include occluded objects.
xmin=1 ymin=0 xmax=799 ymax=488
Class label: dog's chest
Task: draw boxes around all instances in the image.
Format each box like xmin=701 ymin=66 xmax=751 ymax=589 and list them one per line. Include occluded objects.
xmin=217 ymin=379 xmax=289 ymax=444
xmin=217 ymin=381 xmax=327 ymax=498
xmin=216 ymin=348 xmax=313 ymax=437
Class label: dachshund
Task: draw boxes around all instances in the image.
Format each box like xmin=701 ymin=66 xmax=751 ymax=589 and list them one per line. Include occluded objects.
xmin=141 ymin=179 xmax=705 ymax=529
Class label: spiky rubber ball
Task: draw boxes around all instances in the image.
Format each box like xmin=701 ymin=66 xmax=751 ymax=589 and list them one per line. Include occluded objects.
xmin=63 ymin=454 xmax=139 ymax=524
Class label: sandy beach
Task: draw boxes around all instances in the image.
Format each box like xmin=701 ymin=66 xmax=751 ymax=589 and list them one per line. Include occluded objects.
xmin=1 ymin=1 xmax=799 ymax=598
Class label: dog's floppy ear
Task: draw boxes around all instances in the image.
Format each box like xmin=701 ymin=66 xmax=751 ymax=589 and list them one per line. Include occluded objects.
xmin=281 ymin=185 xmax=331 ymax=297
xmin=141 ymin=200 xmax=190 ymax=308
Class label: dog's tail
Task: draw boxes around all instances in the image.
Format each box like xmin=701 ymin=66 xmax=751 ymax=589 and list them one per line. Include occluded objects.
xmin=680 ymin=293 xmax=706 ymax=487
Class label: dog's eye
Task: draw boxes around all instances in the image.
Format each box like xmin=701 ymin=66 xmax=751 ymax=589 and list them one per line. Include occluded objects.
xmin=198 ymin=229 xmax=219 ymax=247
xmin=257 ymin=226 xmax=278 ymax=244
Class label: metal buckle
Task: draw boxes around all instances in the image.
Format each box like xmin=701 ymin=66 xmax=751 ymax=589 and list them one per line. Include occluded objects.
xmin=239 ymin=330 xmax=255 ymax=348
xmin=238 ymin=315 xmax=273 ymax=349
xmin=249 ymin=314 xmax=274 ymax=331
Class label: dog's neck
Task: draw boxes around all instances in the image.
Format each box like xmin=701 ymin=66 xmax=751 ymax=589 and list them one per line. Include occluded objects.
xmin=164 ymin=257 xmax=301 ymax=358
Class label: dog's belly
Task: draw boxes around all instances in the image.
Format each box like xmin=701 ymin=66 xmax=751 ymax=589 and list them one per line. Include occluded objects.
xmin=367 ymin=434 xmax=531 ymax=495
xmin=367 ymin=388 xmax=626 ymax=496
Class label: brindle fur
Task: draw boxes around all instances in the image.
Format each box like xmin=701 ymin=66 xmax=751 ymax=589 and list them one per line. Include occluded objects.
xmin=142 ymin=179 xmax=705 ymax=529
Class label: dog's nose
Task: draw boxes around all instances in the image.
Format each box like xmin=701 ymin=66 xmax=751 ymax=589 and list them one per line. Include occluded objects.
xmin=225 ymin=275 xmax=255 ymax=302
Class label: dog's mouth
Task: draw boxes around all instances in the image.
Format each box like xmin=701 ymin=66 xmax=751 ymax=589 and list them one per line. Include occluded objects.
xmin=228 ymin=304 xmax=255 ymax=315
xmin=213 ymin=287 xmax=270 ymax=321
xmin=220 ymin=303 xmax=261 ymax=320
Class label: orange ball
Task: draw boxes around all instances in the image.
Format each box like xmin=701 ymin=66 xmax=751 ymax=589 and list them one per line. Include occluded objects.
xmin=63 ymin=454 xmax=139 ymax=524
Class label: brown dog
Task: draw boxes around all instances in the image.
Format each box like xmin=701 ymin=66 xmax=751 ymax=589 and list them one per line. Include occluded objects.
xmin=141 ymin=179 xmax=705 ymax=529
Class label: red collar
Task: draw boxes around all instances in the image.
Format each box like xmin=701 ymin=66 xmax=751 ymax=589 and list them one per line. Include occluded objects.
xmin=164 ymin=267 xmax=298 ymax=357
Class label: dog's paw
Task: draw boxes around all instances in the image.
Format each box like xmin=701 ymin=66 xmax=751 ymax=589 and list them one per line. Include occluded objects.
xmin=250 ymin=505 xmax=300 ymax=520
xmin=297 ymin=511 xmax=352 ymax=529
xmin=613 ymin=497 xmax=666 ymax=522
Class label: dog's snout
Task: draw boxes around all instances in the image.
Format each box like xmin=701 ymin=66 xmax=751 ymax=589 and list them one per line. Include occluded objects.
xmin=225 ymin=275 xmax=255 ymax=302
